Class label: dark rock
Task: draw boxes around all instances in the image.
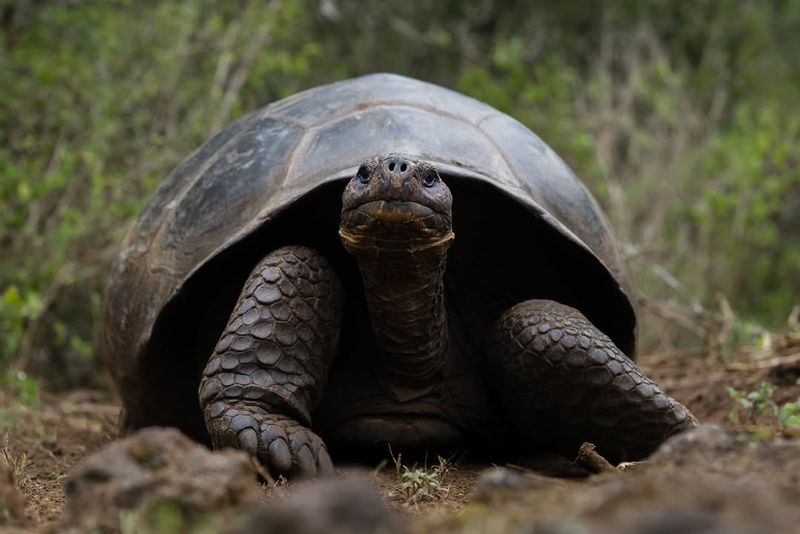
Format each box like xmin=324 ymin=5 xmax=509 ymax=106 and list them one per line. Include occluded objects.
xmin=650 ymin=424 xmax=737 ymax=464
xmin=61 ymin=427 xmax=259 ymax=532
xmin=231 ymin=474 xmax=405 ymax=534
xmin=471 ymin=467 xmax=559 ymax=501
xmin=443 ymin=427 xmax=800 ymax=533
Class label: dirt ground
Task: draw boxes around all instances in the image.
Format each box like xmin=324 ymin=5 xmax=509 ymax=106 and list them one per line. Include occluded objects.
xmin=2 ymin=345 xmax=799 ymax=532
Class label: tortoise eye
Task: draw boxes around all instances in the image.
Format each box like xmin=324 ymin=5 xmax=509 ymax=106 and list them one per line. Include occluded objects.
xmin=422 ymin=172 xmax=439 ymax=188
xmin=356 ymin=166 xmax=370 ymax=184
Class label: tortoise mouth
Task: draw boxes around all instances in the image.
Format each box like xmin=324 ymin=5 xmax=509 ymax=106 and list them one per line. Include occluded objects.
xmin=339 ymin=199 xmax=453 ymax=252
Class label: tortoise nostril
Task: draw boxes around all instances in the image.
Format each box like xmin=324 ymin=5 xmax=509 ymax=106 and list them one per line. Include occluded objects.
xmin=384 ymin=156 xmax=412 ymax=174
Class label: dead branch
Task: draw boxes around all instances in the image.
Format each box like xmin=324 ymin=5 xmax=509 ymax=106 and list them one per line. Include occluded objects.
xmin=575 ymin=442 xmax=618 ymax=475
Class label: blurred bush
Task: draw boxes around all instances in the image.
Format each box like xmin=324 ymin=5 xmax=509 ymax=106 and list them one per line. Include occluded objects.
xmin=1 ymin=0 xmax=798 ymax=387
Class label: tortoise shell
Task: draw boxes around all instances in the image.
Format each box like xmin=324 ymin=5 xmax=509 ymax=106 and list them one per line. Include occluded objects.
xmin=102 ymin=73 xmax=636 ymax=439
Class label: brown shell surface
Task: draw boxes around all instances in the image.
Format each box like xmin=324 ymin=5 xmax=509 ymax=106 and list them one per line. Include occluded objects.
xmin=102 ymin=73 xmax=636 ymax=426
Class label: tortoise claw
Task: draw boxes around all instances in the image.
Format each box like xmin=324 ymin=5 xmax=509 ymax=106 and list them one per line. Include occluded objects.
xmin=206 ymin=405 xmax=332 ymax=479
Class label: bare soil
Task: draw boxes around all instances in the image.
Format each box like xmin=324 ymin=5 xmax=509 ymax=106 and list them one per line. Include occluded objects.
xmin=2 ymin=348 xmax=799 ymax=532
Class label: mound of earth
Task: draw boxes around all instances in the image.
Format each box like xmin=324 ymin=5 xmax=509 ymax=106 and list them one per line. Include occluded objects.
xmin=61 ymin=427 xmax=260 ymax=532
xmin=428 ymin=425 xmax=800 ymax=533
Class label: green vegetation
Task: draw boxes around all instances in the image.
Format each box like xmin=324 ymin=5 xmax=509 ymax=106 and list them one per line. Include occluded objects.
xmin=118 ymin=500 xmax=221 ymax=534
xmin=1 ymin=1 xmax=799 ymax=385
xmin=391 ymin=451 xmax=454 ymax=504
xmin=1 ymin=436 xmax=29 ymax=481
xmin=727 ymin=381 xmax=800 ymax=434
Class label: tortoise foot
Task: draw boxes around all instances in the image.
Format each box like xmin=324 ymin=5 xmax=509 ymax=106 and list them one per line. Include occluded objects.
xmin=199 ymin=245 xmax=343 ymax=478
xmin=487 ymin=299 xmax=698 ymax=462
xmin=206 ymin=404 xmax=333 ymax=478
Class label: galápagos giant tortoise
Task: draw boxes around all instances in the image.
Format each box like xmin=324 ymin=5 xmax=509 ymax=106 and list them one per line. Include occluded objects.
xmin=102 ymin=73 xmax=697 ymax=477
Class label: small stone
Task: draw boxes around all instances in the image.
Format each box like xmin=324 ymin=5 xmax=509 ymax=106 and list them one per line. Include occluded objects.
xmin=62 ymin=428 xmax=258 ymax=532
xmin=471 ymin=467 xmax=541 ymax=501
xmin=231 ymin=475 xmax=404 ymax=534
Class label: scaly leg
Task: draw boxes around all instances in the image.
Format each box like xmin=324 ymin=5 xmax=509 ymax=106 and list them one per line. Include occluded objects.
xmin=199 ymin=246 xmax=343 ymax=477
xmin=485 ymin=299 xmax=697 ymax=462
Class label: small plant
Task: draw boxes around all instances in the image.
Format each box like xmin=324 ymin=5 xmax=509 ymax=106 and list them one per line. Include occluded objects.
xmin=399 ymin=456 xmax=453 ymax=504
xmin=778 ymin=401 xmax=800 ymax=432
xmin=727 ymin=381 xmax=777 ymax=425
xmin=119 ymin=499 xmax=220 ymax=534
xmin=387 ymin=445 xmax=455 ymax=505
xmin=727 ymin=381 xmax=800 ymax=435
xmin=2 ymin=370 xmax=40 ymax=408
xmin=1 ymin=438 xmax=29 ymax=481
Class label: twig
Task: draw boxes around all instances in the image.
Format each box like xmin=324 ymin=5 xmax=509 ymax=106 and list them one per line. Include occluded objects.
xmin=575 ymin=442 xmax=618 ymax=474
xmin=724 ymin=351 xmax=800 ymax=372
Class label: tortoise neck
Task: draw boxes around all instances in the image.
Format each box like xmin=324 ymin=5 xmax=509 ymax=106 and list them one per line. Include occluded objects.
xmin=354 ymin=245 xmax=450 ymax=389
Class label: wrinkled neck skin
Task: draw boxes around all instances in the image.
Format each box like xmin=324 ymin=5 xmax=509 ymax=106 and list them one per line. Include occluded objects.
xmin=343 ymin=235 xmax=453 ymax=397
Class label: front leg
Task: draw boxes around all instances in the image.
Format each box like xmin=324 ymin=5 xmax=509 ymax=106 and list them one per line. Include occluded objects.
xmin=199 ymin=246 xmax=343 ymax=477
xmin=485 ymin=299 xmax=697 ymax=462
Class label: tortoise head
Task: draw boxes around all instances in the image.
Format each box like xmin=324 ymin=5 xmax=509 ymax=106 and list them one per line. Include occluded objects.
xmin=339 ymin=154 xmax=454 ymax=254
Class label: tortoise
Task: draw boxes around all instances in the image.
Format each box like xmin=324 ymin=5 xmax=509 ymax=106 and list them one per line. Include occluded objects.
xmin=102 ymin=73 xmax=697 ymax=477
